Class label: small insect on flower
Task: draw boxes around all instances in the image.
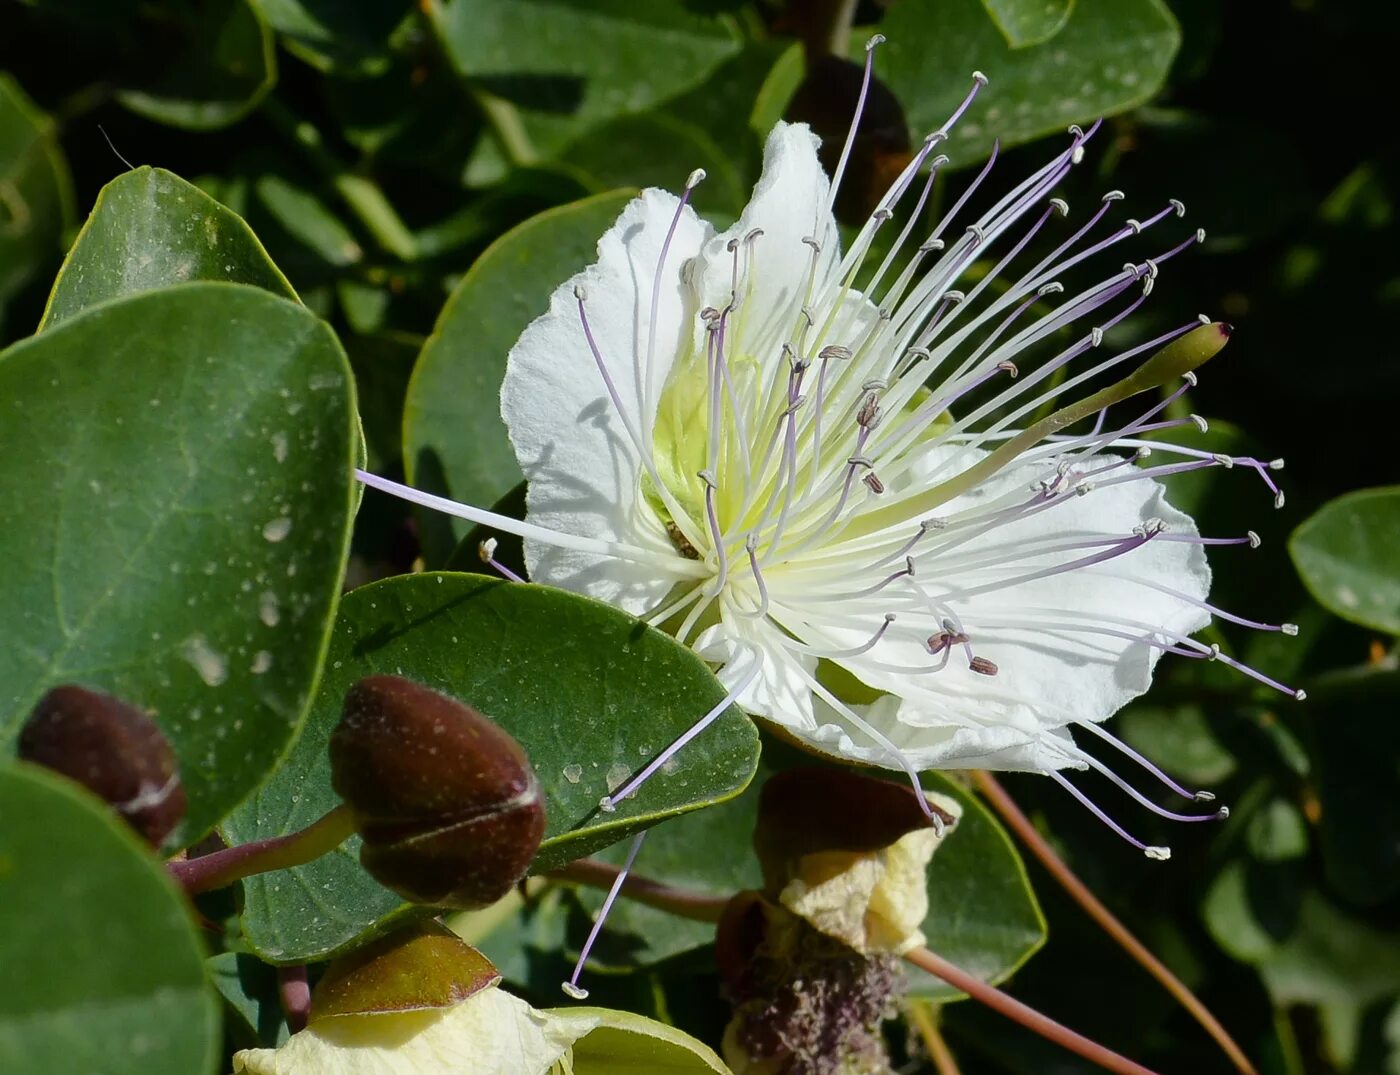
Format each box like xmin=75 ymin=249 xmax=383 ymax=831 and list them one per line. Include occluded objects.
xmin=360 ymin=39 xmax=1301 ymax=859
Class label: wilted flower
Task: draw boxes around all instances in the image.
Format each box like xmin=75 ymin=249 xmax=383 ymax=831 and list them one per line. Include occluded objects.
xmin=233 ymin=921 xmax=732 ymax=1074
xmin=360 ymin=43 xmax=1300 ymax=855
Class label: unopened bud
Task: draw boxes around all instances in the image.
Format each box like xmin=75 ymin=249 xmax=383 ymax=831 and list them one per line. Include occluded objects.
xmin=329 ymin=676 xmax=546 ymax=909
xmin=19 ymin=685 xmax=185 ymax=847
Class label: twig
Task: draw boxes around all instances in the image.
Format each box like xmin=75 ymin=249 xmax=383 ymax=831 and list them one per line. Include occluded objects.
xmin=904 ymin=945 xmax=1158 ymax=1075
xmin=973 ymin=771 xmax=1258 ymax=1075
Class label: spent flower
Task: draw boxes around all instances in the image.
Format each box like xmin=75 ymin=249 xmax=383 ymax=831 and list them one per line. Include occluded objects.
xmin=360 ymin=42 xmax=1300 ymax=858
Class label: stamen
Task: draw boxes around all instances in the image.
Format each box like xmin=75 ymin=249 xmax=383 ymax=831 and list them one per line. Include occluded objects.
xmin=827 ymin=34 xmax=885 ymax=211
xmin=355 ymin=470 xmax=705 ymax=576
xmin=561 ymin=829 xmax=647 ymax=1000
xmin=1078 ymin=720 xmax=1215 ymax=802
xmin=599 ymin=645 xmax=762 ymax=812
xmin=477 ymin=538 xmax=523 ymax=583
xmin=1049 ymin=769 xmax=1171 ymax=860
xmin=1077 ymin=751 xmax=1228 ymax=823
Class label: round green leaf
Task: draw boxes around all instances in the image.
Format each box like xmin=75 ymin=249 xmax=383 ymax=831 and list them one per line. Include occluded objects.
xmin=878 ymin=0 xmax=1180 ymax=166
xmin=0 ymin=283 xmax=357 ymax=840
xmin=402 ymin=189 xmax=634 ymax=558
xmin=223 ymin=572 xmax=760 ymax=964
xmin=0 ymin=763 xmax=219 ymax=1074
xmin=1289 ymin=485 xmax=1400 ymax=635
xmin=40 ymin=166 xmax=296 ymax=331
xmin=0 ymin=75 xmax=73 ymax=321
xmin=115 ymin=0 xmax=277 ymax=130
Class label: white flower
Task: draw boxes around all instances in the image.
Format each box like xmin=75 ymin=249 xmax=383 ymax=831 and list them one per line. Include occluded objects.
xmin=360 ymin=51 xmax=1300 ymax=855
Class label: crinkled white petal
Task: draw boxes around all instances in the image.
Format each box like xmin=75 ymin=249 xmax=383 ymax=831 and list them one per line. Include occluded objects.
xmin=501 ymin=190 xmax=712 ymax=614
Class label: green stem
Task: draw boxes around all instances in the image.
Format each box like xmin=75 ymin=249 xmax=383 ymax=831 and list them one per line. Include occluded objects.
xmin=260 ymin=98 xmax=418 ymax=262
xmin=168 ymin=804 xmax=357 ymax=895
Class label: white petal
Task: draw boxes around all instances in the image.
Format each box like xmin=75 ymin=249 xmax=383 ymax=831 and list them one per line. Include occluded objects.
xmin=690 ymin=122 xmax=840 ymax=358
xmin=501 ymin=191 xmax=712 ymax=613
xmin=696 ymin=611 xmax=817 ymax=731
xmin=765 ymin=448 xmax=1210 ymax=772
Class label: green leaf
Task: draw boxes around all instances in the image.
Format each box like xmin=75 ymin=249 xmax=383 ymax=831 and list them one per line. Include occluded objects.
xmin=0 ymin=75 xmax=73 ymax=323
xmin=981 ymin=0 xmax=1075 ymax=48
xmin=437 ymin=0 xmax=740 ymax=174
xmin=910 ymin=775 xmax=1046 ymax=996
xmin=209 ymin=952 xmax=289 ymax=1049
xmin=402 ymin=189 xmax=634 ymax=558
xmin=224 ymin=572 xmax=760 ymax=964
xmin=40 ymin=166 xmax=296 ymax=331
xmin=0 ymin=763 xmax=219 ymax=1074
xmin=115 ymin=0 xmax=277 ymax=130
xmin=0 ymin=284 xmax=357 ymax=840
xmin=577 ymin=745 xmax=1045 ymax=999
xmin=561 ymin=113 xmax=745 ymax=217
xmin=255 ymin=0 xmax=413 ymax=72
xmin=878 ymin=0 xmax=1180 ymax=165
xmin=1289 ymin=486 xmax=1400 ymax=635
xmin=1115 ymin=703 xmax=1237 ymax=786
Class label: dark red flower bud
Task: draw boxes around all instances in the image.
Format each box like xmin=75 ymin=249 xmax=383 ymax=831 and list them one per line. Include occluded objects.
xmin=329 ymin=675 xmax=546 ymax=909
xmin=18 ymin=685 xmax=186 ymax=848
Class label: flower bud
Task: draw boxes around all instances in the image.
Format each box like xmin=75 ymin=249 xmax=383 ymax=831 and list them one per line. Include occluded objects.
xmin=18 ymin=685 xmax=185 ymax=847
xmin=754 ymin=768 xmax=959 ymax=956
xmin=328 ymin=675 xmax=546 ymax=909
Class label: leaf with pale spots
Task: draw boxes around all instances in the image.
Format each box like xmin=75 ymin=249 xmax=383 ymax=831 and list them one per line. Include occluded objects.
xmin=41 ymin=166 xmax=296 ymax=331
xmin=877 ymin=0 xmax=1179 ymax=166
xmin=980 ymin=0 xmax=1075 ymax=49
xmin=0 ymin=283 xmax=357 ymax=841
xmin=1289 ymin=486 xmax=1400 ymax=636
xmin=0 ymin=764 xmax=219 ymax=1074
xmin=223 ymin=572 xmax=760 ymax=964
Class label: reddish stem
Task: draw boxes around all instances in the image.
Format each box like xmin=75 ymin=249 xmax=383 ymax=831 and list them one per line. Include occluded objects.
xmin=904 ymin=946 xmax=1158 ymax=1075
xmin=168 ymin=805 xmax=356 ymax=895
xmin=973 ymin=771 xmax=1258 ymax=1075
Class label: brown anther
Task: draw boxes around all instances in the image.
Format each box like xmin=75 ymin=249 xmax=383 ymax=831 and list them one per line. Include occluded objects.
xmin=818 ymin=345 xmax=853 ymax=362
xmin=856 ymin=393 xmax=881 ymax=429
xmin=926 ymin=630 xmax=968 ymax=654
xmin=862 ymin=472 xmax=885 ymax=495
xmin=969 ymin=656 xmax=999 ymax=676
xmin=666 ymin=520 xmax=701 ymax=560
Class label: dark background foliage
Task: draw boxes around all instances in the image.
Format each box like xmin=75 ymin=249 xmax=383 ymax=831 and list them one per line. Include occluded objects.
xmin=3 ymin=1 xmax=1397 ymax=1072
